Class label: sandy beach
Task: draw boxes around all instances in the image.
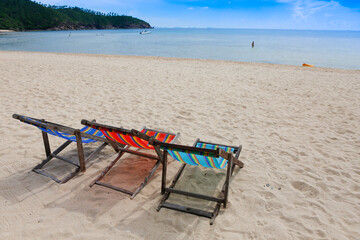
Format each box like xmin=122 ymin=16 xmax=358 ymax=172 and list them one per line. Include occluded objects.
xmin=0 ymin=30 xmax=15 ymax=33
xmin=0 ymin=51 xmax=359 ymax=239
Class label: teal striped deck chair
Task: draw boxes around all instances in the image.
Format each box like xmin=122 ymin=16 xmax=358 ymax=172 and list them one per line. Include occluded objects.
xmin=12 ymin=114 xmax=111 ymax=183
xmin=149 ymin=138 xmax=243 ymax=225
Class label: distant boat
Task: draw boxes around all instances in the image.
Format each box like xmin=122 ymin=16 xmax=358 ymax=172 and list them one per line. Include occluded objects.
xmin=140 ymin=30 xmax=151 ymax=34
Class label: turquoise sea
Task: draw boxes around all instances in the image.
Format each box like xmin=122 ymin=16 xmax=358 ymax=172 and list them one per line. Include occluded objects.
xmin=1 ymin=28 xmax=359 ymax=69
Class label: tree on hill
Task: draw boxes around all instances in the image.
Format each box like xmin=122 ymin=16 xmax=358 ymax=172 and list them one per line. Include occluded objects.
xmin=0 ymin=0 xmax=151 ymax=30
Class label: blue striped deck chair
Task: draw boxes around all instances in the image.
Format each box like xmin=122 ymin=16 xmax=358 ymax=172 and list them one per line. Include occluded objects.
xmin=12 ymin=114 xmax=112 ymax=183
xmin=149 ymin=138 xmax=244 ymax=225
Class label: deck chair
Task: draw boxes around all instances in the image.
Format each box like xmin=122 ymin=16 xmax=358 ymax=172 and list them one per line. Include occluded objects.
xmin=149 ymin=138 xmax=243 ymax=224
xmin=12 ymin=114 xmax=111 ymax=183
xmin=81 ymin=120 xmax=180 ymax=198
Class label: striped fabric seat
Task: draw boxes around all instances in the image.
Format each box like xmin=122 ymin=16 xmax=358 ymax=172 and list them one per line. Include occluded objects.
xmin=38 ymin=126 xmax=103 ymax=143
xmin=13 ymin=114 xmax=112 ymax=184
xmin=22 ymin=117 xmax=104 ymax=143
xmin=165 ymin=143 xmax=235 ymax=169
xmin=156 ymin=139 xmax=243 ymax=224
xmin=81 ymin=119 xmax=180 ymax=198
xmin=99 ymin=128 xmax=176 ymax=149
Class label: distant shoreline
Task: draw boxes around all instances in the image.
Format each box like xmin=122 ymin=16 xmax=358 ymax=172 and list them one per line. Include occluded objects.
xmin=0 ymin=29 xmax=15 ymax=33
xmin=1 ymin=50 xmax=359 ymax=72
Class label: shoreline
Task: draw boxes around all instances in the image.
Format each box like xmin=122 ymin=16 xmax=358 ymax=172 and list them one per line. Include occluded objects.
xmin=0 ymin=29 xmax=15 ymax=33
xmin=1 ymin=50 xmax=359 ymax=72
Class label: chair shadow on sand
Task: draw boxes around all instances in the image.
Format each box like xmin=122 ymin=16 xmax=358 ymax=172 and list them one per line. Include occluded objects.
xmin=0 ymin=144 xmax=112 ymax=205
xmin=116 ymin=163 xmax=242 ymax=237
xmin=0 ymin=145 xmax=242 ymax=227
xmin=43 ymin=151 xmax=167 ymax=221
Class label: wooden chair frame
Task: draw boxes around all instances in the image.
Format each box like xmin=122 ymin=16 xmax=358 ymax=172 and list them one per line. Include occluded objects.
xmin=150 ymin=138 xmax=243 ymax=224
xmin=13 ymin=114 xmax=111 ymax=184
xmin=81 ymin=120 xmax=180 ymax=199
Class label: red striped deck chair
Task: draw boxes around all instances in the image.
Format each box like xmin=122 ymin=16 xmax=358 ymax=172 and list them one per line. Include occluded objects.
xmin=81 ymin=120 xmax=180 ymax=199
xmin=149 ymin=138 xmax=243 ymax=224
xmin=12 ymin=114 xmax=112 ymax=184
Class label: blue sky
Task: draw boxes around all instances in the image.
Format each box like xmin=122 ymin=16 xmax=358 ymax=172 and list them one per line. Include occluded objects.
xmin=36 ymin=0 xmax=360 ymax=30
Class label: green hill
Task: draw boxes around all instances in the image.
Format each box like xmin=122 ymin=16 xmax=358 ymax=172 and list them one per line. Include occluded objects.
xmin=0 ymin=0 xmax=151 ymax=30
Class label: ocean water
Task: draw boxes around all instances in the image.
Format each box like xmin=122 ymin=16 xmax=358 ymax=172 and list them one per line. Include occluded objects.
xmin=1 ymin=28 xmax=359 ymax=69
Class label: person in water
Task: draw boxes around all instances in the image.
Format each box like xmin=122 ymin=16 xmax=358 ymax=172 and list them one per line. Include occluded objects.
xmin=252 ymin=41 xmax=254 ymax=48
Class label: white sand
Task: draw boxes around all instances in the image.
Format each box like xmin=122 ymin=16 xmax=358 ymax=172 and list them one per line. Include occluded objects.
xmin=0 ymin=51 xmax=359 ymax=239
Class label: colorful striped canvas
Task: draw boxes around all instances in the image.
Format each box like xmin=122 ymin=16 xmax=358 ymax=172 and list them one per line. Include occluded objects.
xmin=196 ymin=143 xmax=235 ymax=154
xmin=21 ymin=117 xmax=104 ymax=143
xmin=98 ymin=128 xmax=176 ymax=149
xmin=38 ymin=126 xmax=103 ymax=143
xmin=166 ymin=143 xmax=235 ymax=169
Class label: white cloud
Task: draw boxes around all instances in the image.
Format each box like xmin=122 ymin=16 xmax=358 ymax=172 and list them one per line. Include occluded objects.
xmin=276 ymin=0 xmax=360 ymax=29
xmin=186 ymin=6 xmax=209 ymax=11
xmin=276 ymin=0 xmax=350 ymax=19
xmin=276 ymin=0 xmax=296 ymax=3
xmin=292 ymin=0 xmax=339 ymax=19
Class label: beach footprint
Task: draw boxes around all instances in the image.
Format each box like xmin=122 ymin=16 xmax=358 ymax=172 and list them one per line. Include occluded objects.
xmin=290 ymin=181 xmax=319 ymax=198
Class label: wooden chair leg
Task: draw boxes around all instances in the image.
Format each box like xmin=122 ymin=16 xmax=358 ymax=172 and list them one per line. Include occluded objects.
xmin=161 ymin=150 xmax=167 ymax=195
xmin=42 ymin=131 xmax=51 ymax=158
xmin=223 ymin=155 xmax=233 ymax=208
xmin=74 ymin=130 xmax=86 ymax=172
xmin=210 ymin=203 xmax=221 ymax=225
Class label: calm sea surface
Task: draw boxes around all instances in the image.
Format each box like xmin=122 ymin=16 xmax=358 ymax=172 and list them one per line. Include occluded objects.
xmin=1 ymin=28 xmax=359 ymax=69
